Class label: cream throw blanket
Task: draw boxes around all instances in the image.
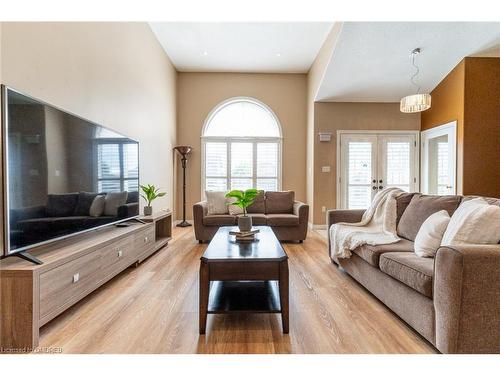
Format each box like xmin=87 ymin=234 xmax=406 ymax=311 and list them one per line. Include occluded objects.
xmin=330 ymin=187 xmax=404 ymax=259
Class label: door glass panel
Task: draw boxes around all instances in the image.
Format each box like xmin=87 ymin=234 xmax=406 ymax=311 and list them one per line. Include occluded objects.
xmin=386 ymin=141 xmax=410 ymax=192
xmin=348 ymin=186 xmax=372 ymax=209
xmin=428 ymin=135 xmax=450 ymax=195
xmin=347 ymin=141 xmax=373 ymax=209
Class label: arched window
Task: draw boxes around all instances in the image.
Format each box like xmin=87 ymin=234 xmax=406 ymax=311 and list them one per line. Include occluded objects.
xmin=202 ymin=97 xmax=282 ymax=192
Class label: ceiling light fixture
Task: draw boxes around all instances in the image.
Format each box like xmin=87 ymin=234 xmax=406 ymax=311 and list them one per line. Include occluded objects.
xmin=400 ymin=48 xmax=431 ymax=113
xmin=276 ymin=53 xmax=281 ymax=57
xmin=202 ymin=51 xmax=208 ymax=56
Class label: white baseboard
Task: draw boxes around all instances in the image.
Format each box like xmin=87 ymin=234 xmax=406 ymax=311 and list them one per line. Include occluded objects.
xmin=308 ymin=222 xmax=327 ymax=230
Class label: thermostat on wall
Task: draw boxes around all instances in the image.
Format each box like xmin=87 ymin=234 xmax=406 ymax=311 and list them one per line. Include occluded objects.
xmin=318 ymin=132 xmax=332 ymax=142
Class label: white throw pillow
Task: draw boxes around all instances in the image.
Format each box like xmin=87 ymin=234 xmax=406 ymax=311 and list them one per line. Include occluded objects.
xmin=414 ymin=210 xmax=450 ymax=257
xmin=441 ymin=198 xmax=500 ymax=246
xmin=89 ymin=195 xmax=105 ymax=217
xmin=227 ymin=197 xmax=244 ymax=215
xmin=206 ymin=191 xmax=228 ymax=215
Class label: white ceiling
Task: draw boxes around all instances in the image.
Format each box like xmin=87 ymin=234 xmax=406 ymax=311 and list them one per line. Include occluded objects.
xmin=316 ymin=22 xmax=500 ymax=102
xmin=149 ymin=22 xmax=333 ymax=73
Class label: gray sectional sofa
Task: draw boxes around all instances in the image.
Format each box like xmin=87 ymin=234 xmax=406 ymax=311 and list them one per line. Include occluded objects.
xmin=327 ymin=193 xmax=500 ymax=354
xmin=193 ymin=191 xmax=309 ymax=242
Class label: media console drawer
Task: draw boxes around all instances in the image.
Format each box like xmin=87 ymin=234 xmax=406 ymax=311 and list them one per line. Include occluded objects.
xmin=39 ymin=250 xmax=102 ymax=319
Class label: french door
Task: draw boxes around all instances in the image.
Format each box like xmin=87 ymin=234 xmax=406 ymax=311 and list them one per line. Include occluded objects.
xmin=338 ymin=131 xmax=419 ymax=209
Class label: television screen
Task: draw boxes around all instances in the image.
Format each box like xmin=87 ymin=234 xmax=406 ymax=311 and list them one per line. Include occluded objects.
xmin=3 ymin=87 xmax=139 ymax=254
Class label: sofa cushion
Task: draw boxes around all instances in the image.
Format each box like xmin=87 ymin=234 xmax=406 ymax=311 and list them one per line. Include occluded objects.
xmin=397 ymin=194 xmax=462 ymax=241
xmin=353 ymin=238 xmax=414 ymax=267
xmin=46 ymin=193 xmax=79 ymax=217
xmin=74 ymin=192 xmax=99 ymax=216
xmin=247 ymin=190 xmax=265 ymax=213
xmin=266 ymin=213 xmax=299 ymax=227
xmin=237 ymin=213 xmax=267 ymax=225
xmin=396 ymin=192 xmax=416 ymax=226
xmin=462 ymin=195 xmax=500 ymax=207
xmin=379 ymin=252 xmax=434 ymax=298
xmin=265 ymin=191 xmax=294 ymax=214
xmin=206 ymin=191 xmax=228 ymax=215
xmin=203 ymin=215 xmax=236 ymax=226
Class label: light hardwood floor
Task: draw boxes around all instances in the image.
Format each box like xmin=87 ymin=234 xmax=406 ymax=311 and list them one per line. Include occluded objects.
xmin=38 ymin=227 xmax=436 ymax=354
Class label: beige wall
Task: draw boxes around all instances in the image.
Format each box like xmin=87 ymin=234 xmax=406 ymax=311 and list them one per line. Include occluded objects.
xmin=306 ymin=23 xmax=342 ymax=222
xmin=1 ymin=22 xmax=177 ymax=253
xmin=176 ymin=72 xmax=307 ymax=220
xmin=312 ymin=102 xmax=420 ymax=224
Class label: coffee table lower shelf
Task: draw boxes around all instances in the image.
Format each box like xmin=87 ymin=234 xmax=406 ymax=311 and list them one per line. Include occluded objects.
xmin=207 ymin=281 xmax=281 ymax=314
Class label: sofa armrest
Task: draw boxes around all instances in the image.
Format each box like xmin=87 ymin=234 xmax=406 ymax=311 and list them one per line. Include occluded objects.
xmin=326 ymin=209 xmax=365 ymax=257
xmin=293 ymin=201 xmax=309 ymax=221
xmin=434 ymin=244 xmax=500 ymax=353
xmin=10 ymin=205 xmax=47 ymax=228
xmin=117 ymin=202 xmax=139 ymax=219
xmin=193 ymin=201 xmax=208 ymax=241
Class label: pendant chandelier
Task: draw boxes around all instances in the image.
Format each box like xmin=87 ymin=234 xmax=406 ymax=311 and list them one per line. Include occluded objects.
xmin=400 ymin=48 xmax=431 ymax=113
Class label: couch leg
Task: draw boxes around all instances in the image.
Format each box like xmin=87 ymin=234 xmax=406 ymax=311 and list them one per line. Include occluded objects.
xmin=299 ymin=240 xmax=303 ymax=243
xmin=198 ymin=240 xmax=203 ymax=244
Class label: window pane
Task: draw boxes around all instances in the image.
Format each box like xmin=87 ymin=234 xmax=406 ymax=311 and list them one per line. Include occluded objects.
xmin=206 ymin=178 xmax=227 ymax=191
xmin=124 ymin=179 xmax=139 ymax=192
xmin=98 ymin=144 xmax=120 ymax=179
xmin=386 ymin=142 xmax=410 ymax=185
xmin=123 ymin=143 xmax=139 ymax=179
xmin=257 ymin=178 xmax=277 ymax=191
xmin=437 ymin=141 xmax=449 ymax=194
xmin=204 ymin=100 xmax=280 ymax=137
xmin=205 ymin=142 xmax=227 ymax=177
xmin=231 ymin=178 xmax=252 ymax=190
xmin=231 ymin=143 xmax=253 ymax=177
xmin=99 ymin=180 xmax=121 ymax=192
xmin=348 ymin=186 xmax=371 ymax=209
xmin=348 ymin=142 xmax=372 ymax=184
xmin=257 ymin=143 xmax=278 ymax=177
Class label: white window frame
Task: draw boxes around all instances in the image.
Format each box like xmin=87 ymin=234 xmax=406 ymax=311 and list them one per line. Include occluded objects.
xmin=201 ymin=97 xmax=283 ymax=196
xmin=336 ymin=130 xmax=420 ymax=209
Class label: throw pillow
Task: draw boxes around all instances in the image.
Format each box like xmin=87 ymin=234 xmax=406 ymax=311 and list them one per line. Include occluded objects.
xmin=397 ymin=194 xmax=461 ymax=241
xmin=441 ymin=198 xmax=500 ymax=246
xmin=206 ymin=191 xmax=228 ymax=215
xmin=414 ymin=210 xmax=450 ymax=257
xmin=89 ymin=195 xmax=106 ymax=217
xmin=46 ymin=193 xmax=79 ymax=217
xmin=103 ymin=191 xmax=128 ymax=216
xmin=74 ymin=192 xmax=99 ymax=216
xmin=227 ymin=197 xmax=244 ymax=215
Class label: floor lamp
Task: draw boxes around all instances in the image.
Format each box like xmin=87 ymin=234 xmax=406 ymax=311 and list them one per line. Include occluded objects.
xmin=174 ymin=146 xmax=193 ymax=227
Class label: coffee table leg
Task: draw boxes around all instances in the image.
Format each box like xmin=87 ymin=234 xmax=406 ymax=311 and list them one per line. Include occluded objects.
xmin=279 ymin=259 xmax=289 ymax=334
xmin=199 ymin=261 xmax=209 ymax=334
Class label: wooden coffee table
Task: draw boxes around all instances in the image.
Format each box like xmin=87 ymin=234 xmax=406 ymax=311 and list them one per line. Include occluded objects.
xmin=199 ymin=226 xmax=289 ymax=334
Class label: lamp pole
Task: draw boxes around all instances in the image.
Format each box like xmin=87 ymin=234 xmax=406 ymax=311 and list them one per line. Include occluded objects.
xmin=174 ymin=146 xmax=192 ymax=227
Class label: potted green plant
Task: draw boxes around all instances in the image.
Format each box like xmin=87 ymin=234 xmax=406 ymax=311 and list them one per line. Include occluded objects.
xmin=225 ymin=188 xmax=260 ymax=232
xmin=140 ymin=184 xmax=166 ymax=216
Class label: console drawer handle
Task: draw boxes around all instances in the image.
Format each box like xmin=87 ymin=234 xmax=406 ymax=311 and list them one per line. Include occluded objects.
xmin=144 ymin=236 xmax=149 ymax=243
xmin=117 ymin=250 xmax=123 ymax=258
xmin=73 ymin=273 xmax=80 ymax=283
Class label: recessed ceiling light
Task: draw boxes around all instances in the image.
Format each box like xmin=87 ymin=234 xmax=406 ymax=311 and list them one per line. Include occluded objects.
xmin=276 ymin=53 xmax=281 ymax=57
xmin=202 ymin=51 xmax=208 ymax=56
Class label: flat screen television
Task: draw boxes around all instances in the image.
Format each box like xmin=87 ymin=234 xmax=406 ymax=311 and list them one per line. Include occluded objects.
xmin=2 ymin=86 xmax=139 ymax=262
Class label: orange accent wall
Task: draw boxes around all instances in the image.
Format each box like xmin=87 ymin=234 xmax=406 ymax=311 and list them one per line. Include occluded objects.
xmin=421 ymin=57 xmax=499 ymax=198
xmin=462 ymin=58 xmax=500 ymax=197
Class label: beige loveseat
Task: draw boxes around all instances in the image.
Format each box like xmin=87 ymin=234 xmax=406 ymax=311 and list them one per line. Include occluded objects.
xmin=193 ymin=191 xmax=309 ymax=242
xmin=327 ymin=193 xmax=500 ymax=354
